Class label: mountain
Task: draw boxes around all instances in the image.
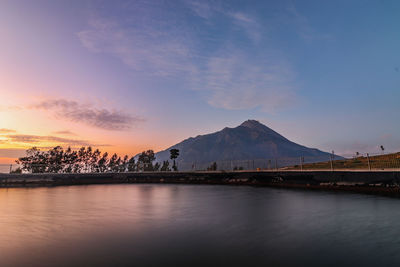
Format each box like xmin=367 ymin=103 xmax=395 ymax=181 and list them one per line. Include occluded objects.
xmin=155 ymin=120 xmax=342 ymax=170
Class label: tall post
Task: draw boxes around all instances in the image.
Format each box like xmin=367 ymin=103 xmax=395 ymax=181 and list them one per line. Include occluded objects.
xmin=330 ymin=155 xmax=333 ymax=171
xmin=367 ymin=153 xmax=371 ymax=171
xmin=300 ymin=156 xmax=303 ymax=171
xmin=9 ymin=164 xmax=12 ymax=174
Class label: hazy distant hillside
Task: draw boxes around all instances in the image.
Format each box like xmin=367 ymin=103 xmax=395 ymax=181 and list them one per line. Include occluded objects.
xmin=155 ymin=120 xmax=342 ymax=170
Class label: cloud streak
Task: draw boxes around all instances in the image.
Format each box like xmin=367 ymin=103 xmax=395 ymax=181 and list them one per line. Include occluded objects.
xmin=77 ymin=18 xmax=196 ymax=77
xmin=0 ymin=148 xmax=27 ymax=158
xmin=53 ymin=130 xmax=77 ymax=136
xmin=77 ymin=1 xmax=303 ymax=113
xmin=33 ymin=99 xmax=144 ymax=131
xmin=5 ymin=134 xmax=94 ymax=146
xmin=203 ymin=51 xmax=296 ymax=112
xmin=0 ymin=128 xmax=16 ymax=134
xmin=286 ymin=4 xmax=333 ymax=41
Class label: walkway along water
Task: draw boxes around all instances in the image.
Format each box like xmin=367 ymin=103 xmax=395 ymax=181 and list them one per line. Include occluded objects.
xmin=1 ymin=170 xmax=400 ymax=197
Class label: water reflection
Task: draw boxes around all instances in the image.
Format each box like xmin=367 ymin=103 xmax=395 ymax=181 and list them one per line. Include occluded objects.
xmin=1 ymin=185 xmax=400 ymax=266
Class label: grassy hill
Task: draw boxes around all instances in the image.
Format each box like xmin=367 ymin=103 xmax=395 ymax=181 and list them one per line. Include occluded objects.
xmin=286 ymin=152 xmax=400 ymax=170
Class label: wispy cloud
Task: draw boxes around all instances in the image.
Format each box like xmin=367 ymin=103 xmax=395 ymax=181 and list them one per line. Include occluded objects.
xmin=32 ymin=99 xmax=144 ymax=131
xmin=77 ymin=18 xmax=197 ymax=77
xmin=0 ymin=106 xmax=22 ymax=112
xmin=53 ymin=130 xmax=77 ymax=136
xmin=5 ymin=134 xmax=95 ymax=147
xmin=229 ymin=12 xmax=254 ymax=23
xmin=186 ymin=1 xmax=262 ymax=43
xmin=202 ymin=51 xmax=296 ymax=112
xmin=186 ymin=0 xmax=214 ymax=19
xmin=0 ymin=128 xmax=16 ymax=134
xmin=228 ymin=12 xmax=262 ymax=43
xmin=77 ymin=2 xmax=298 ymax=113
xmin=287 ymin=4 xmax=333 ymax=41
xmin=0 ymin=148 xmax=27 ymax=158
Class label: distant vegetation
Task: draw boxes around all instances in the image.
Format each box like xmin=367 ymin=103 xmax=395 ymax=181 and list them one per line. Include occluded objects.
xmin=14 ymin=145 xmax=399 ymax=173
xmin=207 ymin=162 xmax=217 ymax=171
xmin=286 ymin=152 xmax=400 ymax=170
xmin=16 ymin=146 xmax=179 ymax=173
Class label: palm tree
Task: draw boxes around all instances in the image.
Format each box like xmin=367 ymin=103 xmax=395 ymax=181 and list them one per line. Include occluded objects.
xmin=169 ymin=149 xmax=180 ymax=171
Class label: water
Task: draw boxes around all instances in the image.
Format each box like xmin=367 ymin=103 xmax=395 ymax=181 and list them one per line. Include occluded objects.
xmin=1 ymin=184 xmax=400 ymax=266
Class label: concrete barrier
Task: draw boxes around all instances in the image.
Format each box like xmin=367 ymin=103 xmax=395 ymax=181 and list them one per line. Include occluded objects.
xmin=1 ymin=170 xmax=399 ymax=186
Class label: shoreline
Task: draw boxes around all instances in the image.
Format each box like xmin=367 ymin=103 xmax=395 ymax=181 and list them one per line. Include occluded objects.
xmin=1 ymin=170 xmax=400 ymax=197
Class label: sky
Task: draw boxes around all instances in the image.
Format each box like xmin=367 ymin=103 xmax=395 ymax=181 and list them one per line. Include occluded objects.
xmin=0 ymin=0 xmax=399 ymax=163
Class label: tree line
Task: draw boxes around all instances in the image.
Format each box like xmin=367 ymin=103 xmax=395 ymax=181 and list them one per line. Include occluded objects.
xmin=16 ymin=146 xmax=179 ymax=174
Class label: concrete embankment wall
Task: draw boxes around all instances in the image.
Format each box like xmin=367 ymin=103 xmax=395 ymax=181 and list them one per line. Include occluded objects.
xmin=1 ymin=171 xmax=400 ymax=187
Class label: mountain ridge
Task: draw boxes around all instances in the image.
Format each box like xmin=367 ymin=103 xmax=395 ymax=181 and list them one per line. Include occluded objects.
xmin=155 ymin=120 xmax=342 ymax=170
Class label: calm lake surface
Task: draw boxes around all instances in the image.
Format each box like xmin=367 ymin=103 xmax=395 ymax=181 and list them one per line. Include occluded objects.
xmin=1 ymin=184 xmax=400 ymax=267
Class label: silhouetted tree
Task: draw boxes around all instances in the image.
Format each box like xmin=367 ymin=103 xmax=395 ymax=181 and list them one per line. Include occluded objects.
xmin=169 ymin=149 xmax=180 ymax=171
xmin=63 ymin=147 xmax=78 ymax=173
xmin=89 ymin=148 xmax=101 ymax=172
xmin=160 ymin=160 xmax=171 ymax=171
xmin=108 ymin=153 xmax=118 ymax=172
xmin=77 ymin=147 xmax=87 ymax=173
xmin=10 ymin=167 xmax=22 ymax=174
xmin=114 ymin=156 xmax=122 ymax=172
xmin=207 ymin=162 xmax=217 ymax=171
xmin=17 ymin=146 xmax=148 ymax=174
xmin=118 ymin=155 xmax=128 ymax=172
xmin=47 ymin=146 xmax=64 ymax=173
xmin=153 ymin=162 xmax=160 ymax=171
xmin=127 ymin=156 xmax=136 ymax=172
xmin=98 ymin=152 xmax=109 ymax=173
xmin=137 ymin=150 xmax=156 ymax=171
xmin=17 ymin=147 xmax=47 ymax=173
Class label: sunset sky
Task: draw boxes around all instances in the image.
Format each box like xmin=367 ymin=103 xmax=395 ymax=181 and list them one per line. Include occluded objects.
xmin=1 ymin=0 xmax=400 ymax=163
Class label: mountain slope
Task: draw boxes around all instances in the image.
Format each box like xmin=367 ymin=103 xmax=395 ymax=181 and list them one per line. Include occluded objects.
xmin=155 ymin=120 xmax=342 ymax=170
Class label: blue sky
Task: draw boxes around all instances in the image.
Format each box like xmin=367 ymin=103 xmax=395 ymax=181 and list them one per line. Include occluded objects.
xmin=0 ymin=0 xmax=399 ymax=160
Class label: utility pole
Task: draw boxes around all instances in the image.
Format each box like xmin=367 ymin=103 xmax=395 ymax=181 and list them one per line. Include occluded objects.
xmin=367 ymin=153 xmax=371 ymax=171
xmin=9 ymin=164 xmax=12 ymax=174
xmin=300 ymin=156 xmax=304 ymax=171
